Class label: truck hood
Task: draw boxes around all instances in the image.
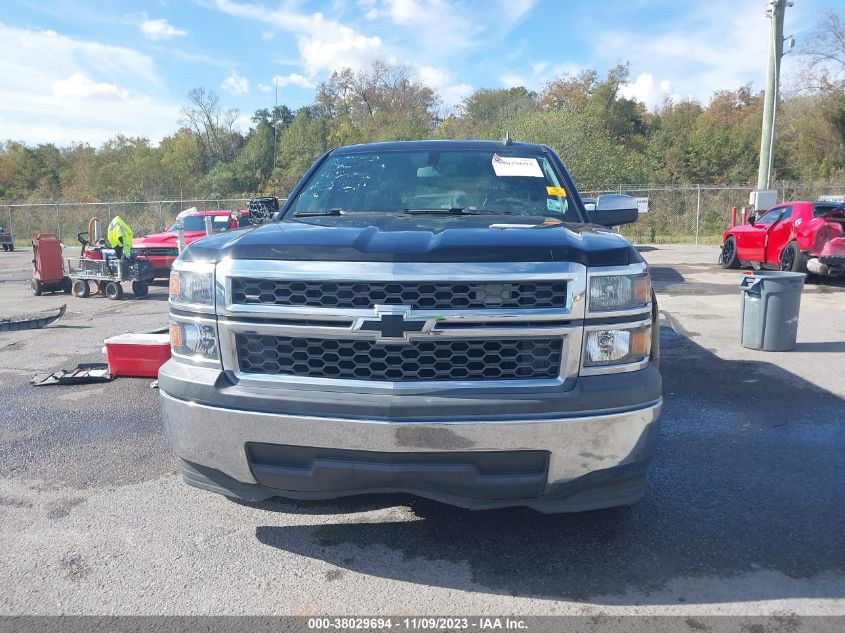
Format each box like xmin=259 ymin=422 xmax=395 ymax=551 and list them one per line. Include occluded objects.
xmin=180 ymin=215 xmax=641 ymax=267
xmin=133 ymin=230 xmax=207 ymax=247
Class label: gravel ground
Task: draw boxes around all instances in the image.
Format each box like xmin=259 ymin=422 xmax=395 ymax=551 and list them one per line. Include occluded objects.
xmin=0 ymin=245 xmax=843 ymax=616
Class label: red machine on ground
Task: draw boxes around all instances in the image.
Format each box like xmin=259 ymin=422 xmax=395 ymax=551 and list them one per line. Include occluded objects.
xmin=132 ymin=209 xmax=251 ymax=278
xmin=720 ymin=200 xmax=845 ymax=277
xmin=0 ymin=227 xmax=13 ymax=251
xmin=31 ymin=233 xmax=72 ymax=295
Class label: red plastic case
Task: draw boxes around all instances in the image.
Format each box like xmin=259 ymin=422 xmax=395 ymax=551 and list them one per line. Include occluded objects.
xmin=103 ymin=333 xmax=171 ymax=377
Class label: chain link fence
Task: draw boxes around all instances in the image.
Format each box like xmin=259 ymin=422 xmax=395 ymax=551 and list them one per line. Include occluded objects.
xmin=3 ymin=183 xmax=845 ymax=248
xmin=2 ymin=198 xmax=252 ymax=249
xmin=582 ymin=182 xmax=845 ymax=245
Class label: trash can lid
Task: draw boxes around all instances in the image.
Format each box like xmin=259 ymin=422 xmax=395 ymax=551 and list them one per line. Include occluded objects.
xmin=741 ymin=270 xmax=806 ymax=280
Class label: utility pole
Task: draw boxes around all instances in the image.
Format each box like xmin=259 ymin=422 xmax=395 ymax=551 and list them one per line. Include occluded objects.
xmin=272 ymin=78 xmax=279 ymax=197
xmin=756 ymin=0 xmax=791 ymax=194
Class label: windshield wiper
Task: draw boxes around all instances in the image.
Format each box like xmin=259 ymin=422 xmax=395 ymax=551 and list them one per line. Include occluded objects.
xmin=403 ymin=207 xmax=512 ymax=216
xmin=292 ymin=208 xmax=346 ymax=217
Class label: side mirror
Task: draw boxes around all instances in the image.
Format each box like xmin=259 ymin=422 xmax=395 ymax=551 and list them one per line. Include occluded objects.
xmin=248 ymin=196 xmax=280 ymax=225
xmin=747 ymin=214 xmax=756 ymax=225
xmin=588 ymin=194 xmax=639 ymax=227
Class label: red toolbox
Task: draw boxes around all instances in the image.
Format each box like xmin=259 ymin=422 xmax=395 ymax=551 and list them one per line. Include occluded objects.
xmin=103 ymin=333 xmax=171 ymax=377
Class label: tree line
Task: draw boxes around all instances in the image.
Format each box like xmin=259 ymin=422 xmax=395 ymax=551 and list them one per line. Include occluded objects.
xmin=1 ymin=10 xmax=843 ymax=204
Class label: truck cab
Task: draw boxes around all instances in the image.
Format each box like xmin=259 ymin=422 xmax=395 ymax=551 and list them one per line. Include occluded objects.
xmin=159 ymin=140 xmax=661 ymax=513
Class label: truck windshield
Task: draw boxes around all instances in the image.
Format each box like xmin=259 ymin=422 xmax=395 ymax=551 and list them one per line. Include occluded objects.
xmin=169 ymin=215 xmax=235 ymax=232
xmin=289 ymin=150 xmax=582 ymax=221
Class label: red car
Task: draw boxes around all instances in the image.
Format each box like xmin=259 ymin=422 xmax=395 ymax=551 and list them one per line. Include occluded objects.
xmin=720 ymin=200 xmax=845 ymax=277
xmin=132 ymin=210 xmax=251 ymax=277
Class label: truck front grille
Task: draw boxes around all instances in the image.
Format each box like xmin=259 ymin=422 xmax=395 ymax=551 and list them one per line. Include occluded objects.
xmin=132 ymin=247 xmax=178 ymax=257
xmin=235 ymin=334 xmax=563 ymax=382
xmin=231 ymin=279 xmax=567 ymax=310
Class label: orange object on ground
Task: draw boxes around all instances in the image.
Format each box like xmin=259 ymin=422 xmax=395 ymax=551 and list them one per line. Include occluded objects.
xmin=103 ymin=333 xmax=171 ymax=377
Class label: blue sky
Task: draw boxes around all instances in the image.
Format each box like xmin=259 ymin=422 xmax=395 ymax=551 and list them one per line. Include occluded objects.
xmin=0 ymin=0 xmax=834 ymax=145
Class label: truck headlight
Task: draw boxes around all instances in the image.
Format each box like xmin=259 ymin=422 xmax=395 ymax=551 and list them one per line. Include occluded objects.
xmin=588 ymin=273 xmax=650 ymax=312
xmin=170 ymin=318 xmax=219 ymax=361
xmin=169 ymin=268 xmax=214 ymax=308
xmin=583 ymin=324 xmax=651 ymax=368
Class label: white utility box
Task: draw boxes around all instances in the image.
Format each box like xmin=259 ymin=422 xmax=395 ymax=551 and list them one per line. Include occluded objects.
xmin=749 ymin=190 xmax=778 ymax=211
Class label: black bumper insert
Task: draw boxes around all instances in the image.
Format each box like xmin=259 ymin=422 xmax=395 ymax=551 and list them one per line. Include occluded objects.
xmin=246 ymin=444 xmax=549 ymax=501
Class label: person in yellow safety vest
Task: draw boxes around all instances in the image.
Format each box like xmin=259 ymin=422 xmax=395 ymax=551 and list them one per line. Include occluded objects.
xmin=107 ymin=216 xmax=134 ymax=260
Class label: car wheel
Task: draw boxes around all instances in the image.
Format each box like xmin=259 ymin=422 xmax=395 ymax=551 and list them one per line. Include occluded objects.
xmin=105 ymin=281 xmax=124 ymax=300
xmin=720 ymin=237 xmax=740 ymax=269
xmin=30 ymin=279 xmax=43 ymax=296
xmin=72 ymin=279 xmax=90 ymax=298
xmin=779 ymin=241 xmax=807 ymax=273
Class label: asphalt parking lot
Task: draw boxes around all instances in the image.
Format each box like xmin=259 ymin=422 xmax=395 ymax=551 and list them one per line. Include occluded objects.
xmin=0 ymin=244 xmax=843 ymax=615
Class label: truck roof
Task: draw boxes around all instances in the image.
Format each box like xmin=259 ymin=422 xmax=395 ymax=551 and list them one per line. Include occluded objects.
xmin=332 ymin=139 xmax=548 ymax=155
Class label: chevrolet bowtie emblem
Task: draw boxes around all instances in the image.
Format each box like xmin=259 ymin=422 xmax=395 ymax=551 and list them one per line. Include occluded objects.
xmin=352 ymin=305 xmax=434 ymax=342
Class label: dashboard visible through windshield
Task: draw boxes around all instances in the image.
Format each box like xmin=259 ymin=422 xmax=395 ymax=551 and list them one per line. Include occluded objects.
xmin=288 ymin=150 xmax=581 ymax=221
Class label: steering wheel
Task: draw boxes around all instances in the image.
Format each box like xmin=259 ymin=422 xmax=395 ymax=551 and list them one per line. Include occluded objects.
xmin=481 ymin=195 xmax=533 ymax=212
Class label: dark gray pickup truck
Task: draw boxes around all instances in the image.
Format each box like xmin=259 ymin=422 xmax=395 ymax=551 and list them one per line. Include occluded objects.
xmin=160 ymin=140 xmax=661 ymax=513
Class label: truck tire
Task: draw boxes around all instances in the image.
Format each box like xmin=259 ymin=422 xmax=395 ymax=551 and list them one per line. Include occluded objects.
xmin=779 ymin=241 xmax=807 ymax=274
xmin=720 ymin=237 xmax=740 ymax=269
xmin=132 ymin=280 xmax=149 ymax=297
xmin=30 ymin=279 xmax=43 ymax=296
xmin=105 ymin=281 xmax=124 ymax=300
xmin=72 ymin=279 xmax=90 ymax=298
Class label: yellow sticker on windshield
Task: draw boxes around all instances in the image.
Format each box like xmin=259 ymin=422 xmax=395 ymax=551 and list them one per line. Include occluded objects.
xmin=546 ymin=186 xmax=567 ymax=197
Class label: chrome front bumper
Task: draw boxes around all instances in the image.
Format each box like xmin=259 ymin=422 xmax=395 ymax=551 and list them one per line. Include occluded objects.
xmin=160 ymin=389 xmax=661 ymax=510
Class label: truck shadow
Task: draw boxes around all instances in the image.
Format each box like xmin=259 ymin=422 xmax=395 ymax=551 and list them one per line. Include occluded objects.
xmin=253 ymin=327 xmax=845 ymax=604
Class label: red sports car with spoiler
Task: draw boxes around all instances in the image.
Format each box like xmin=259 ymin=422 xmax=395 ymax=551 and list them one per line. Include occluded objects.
xmin=720 ymin=200 xmax=845 ymax=278
xmin=132 ymin=209 xmax=251 ymax=277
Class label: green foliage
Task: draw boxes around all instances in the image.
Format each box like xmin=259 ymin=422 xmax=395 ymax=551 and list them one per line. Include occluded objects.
xmin=271 ymin=108 xmax=329 ymax=194
xmin=2 ymin=54 xmax=845 ymax=204
xmin=509 ymin=109 xmax=648 ymax=188
xmin=439 ymin=87 xmax=537 ymax=138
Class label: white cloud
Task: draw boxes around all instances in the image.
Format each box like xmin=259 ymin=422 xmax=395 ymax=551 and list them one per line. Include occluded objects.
xmin=500 ymin=73 xmax=529 ymax=89
xmin=619 ymin=73 xmax=676 ymax=110
xmin=418 ymin=66 xmax=471 ymax=106
xmin=272 ymin=73 xmax=314 ymax=89
xmin=212 ymin=0 xmax=385 ymax=75
xmin=495 ymin=0 xmax=536 ymax=25
xmin=233 ymin=114 xmax=253 ymax=133
xmin=0 ymin=22 xmax=179 ymax=145
xmin=221 ymin=70 xmax=249 ymax=95
xmin=140 ymin=18 xmax=187 ymax=40
xmin=257 ymin=82 xmax=272 ymax=93
xmin=588 ymin=0 xmax=808 ymax=108
xmin=261 ymin=30 xmax=275 ymax=40
xmin=531 ymin=61 xmax=549 ymax=76
xmin=298 ymin=28 xmax=384 ymax=75
xmin=498 ymin=61 xmax=581 ymax=91
xmin=51 ymin=73 xmax=129 ymax=100
xmin=209 ymin=0 xmax=533 ymax=81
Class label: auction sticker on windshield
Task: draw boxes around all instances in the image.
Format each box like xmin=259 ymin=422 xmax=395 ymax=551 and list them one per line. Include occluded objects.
xmin=491 ymin=153 xmax=543 ymax=177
